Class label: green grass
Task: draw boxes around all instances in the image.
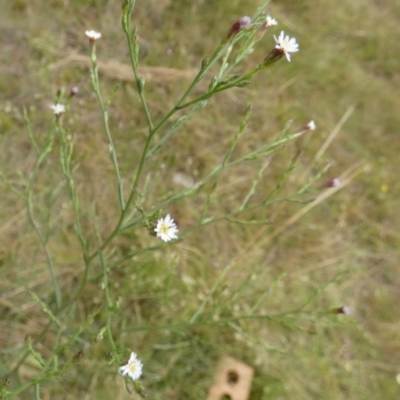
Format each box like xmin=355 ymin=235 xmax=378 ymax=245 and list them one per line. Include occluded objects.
xmin=1 ymin=0 xmax=400 ymax=399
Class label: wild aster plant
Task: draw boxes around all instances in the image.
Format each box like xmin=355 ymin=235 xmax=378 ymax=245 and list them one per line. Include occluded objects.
xmin=2 ymin=1 xmax=341 ymax=399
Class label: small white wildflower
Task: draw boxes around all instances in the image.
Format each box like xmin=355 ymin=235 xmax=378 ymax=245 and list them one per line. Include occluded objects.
xmin=307 ymin=120 xmax=316 ymax=130
xmin=50 ymin=103 xmax=65 ymax=116
xmin=85 ymin=30 xmax=102 ymax=41
xmin=265 ymin=15 xmax=278 ymax=27
xmin=119 ymin=352 xmax=143 ymax=381
xmin=274 ymin=30 xmax=299 ymax=62
xmin=154 ymin=214 xmax=179 ymax=242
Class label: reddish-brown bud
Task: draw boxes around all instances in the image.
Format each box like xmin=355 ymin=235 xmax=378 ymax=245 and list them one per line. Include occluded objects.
xmin=224 ymin=16 xmax=251 ymax=42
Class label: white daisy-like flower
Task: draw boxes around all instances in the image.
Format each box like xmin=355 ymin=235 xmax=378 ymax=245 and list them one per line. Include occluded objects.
xmin=50 ymin=103 xmax=66 ymax=115
xmin=265 ymin=15 xmax=278 ymax=27
xmin=274 ymin=31 xmax=299 ymax=62
xmin=85 ymin=30 xmax=102 ymax=40
xmin=307 ymin=120 xmax=316 ymax=130
xmin=119 ymin=352 xmax=143 ymax=381
xmin=154 ymin=214 xmax=179 ymax=242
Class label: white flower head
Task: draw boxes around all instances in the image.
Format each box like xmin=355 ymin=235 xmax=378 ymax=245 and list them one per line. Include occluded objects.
xmin=119 ymin=352 xmax=143 ymax=381
xmin=85 ymin=30 xmax=102 ymax=41
xmin=154 ymin=214 xmax=179 ymax=242
xmin=307 ymin=120 xmax=316 ymax=130
xmin=50 ymin=103 xmax=66 ymax=116
xmin=265 ymin=15 xmax=278 ymax=27
xmin=274 ymin=31 xmax=299 ymax=62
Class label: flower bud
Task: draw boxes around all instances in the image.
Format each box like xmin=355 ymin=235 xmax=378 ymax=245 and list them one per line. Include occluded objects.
xmin=326 ymin=178 xmax=341 ymax=188
xmin=223 ymin=16 xmax=251 ymax=42
xmin=70 ymin=86 xmax=79 ymax=97
xmin=332 ymin=306 xmax=350 ymax=315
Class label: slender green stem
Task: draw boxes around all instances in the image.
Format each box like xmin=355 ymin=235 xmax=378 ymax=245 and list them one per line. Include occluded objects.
xmin=73 ymin=180 xmax=138 ymax=301
xmin=58 ymin=126 xmax=90 ymax=301
xmin=34 ymin=384 xmax=40 ymax=400
xmin=26 ymin=126 xmax=61 ymax=310
xmin=99 ymin=251 xmax=118 ymax=359
xmin=240 ymin=157 xmax=271 ymax=211
xmin=177 ymin=66 xmax=264 ymax=110
xmin=122 ymin=128 xmax=304 ymax=233
xmin=189 ymin=261 xmax=236 ymax=324
xmin=123 ymin=10 xmax=256 ymax=191
xmin=90 ymin=44 xmax=125 ymax=210
xmin=106 ymin=194 xmax=297 ymax=268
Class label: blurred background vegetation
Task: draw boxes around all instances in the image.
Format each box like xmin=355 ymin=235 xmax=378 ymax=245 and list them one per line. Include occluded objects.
xmin=0 ymin=0 xmax=399 ymax=399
